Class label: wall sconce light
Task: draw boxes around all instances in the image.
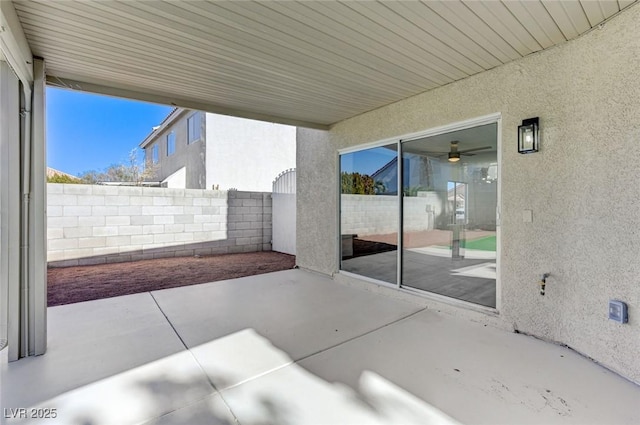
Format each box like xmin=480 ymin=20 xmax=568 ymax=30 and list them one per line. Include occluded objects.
xmin=518 ymin=117 xmax=539 ymax=154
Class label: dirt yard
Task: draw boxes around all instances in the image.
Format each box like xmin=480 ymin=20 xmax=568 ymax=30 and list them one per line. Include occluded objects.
xmin=48 ymin=251 xmax=296 ymax=306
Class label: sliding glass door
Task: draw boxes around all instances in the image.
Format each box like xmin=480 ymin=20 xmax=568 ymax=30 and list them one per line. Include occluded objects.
xmin=401 ymin=123 xmax=497 ymax=308
xmin=339 ymin=120 xmax=498 ymax=309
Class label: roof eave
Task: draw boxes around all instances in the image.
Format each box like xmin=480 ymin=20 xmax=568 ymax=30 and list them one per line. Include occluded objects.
xmin=139 ymin=107 xmax=189 ymax=149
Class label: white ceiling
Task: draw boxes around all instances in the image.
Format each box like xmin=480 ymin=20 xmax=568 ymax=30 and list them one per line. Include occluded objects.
xmin=13 ymin=0 xmax=637 ymax=129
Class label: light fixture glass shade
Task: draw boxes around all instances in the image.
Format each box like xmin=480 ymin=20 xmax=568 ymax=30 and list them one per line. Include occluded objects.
xmin=518 ymin=117 xmax=539 ymax=154
xmin=448 ymin=152 xmax=461 ymax=162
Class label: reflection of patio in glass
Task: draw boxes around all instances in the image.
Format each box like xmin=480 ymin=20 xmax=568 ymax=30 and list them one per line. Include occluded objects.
xmin=342 ymin=237 xmax=496 ymax=307
xmin=343 ymin=229 xmax=497 ymax=308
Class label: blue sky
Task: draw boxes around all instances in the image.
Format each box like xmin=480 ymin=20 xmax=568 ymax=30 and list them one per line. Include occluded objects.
xmin=47 ymin=87 xmax=173 ymax=176
xmin=340 ymin=145 xmax=396 ymax=175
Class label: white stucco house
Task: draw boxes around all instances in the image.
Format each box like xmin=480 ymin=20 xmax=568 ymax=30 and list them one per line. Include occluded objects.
xmin=139 ymin=108 xmax=296 ymax=191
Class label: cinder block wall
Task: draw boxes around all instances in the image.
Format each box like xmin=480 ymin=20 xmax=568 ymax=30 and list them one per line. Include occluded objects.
xmin=341 ymin=194 xmax=444 ymax=236
xmin=47 ymin=184 xmax=272 ymax=267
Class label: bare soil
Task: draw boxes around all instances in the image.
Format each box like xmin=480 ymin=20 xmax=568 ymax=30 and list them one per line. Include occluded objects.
xmin=48 ymin=251 xmax=296 ymax=307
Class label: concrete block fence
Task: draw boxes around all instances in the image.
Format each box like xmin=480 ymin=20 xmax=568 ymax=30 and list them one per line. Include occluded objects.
xmin=47 ymin=184 xmax=272 ymax=267
xmin=340 ymin=192 xmax=444 ymax=236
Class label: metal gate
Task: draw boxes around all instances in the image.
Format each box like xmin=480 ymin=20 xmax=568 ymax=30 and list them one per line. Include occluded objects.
xmin=272 ymin=168 xmax=296 ymax=255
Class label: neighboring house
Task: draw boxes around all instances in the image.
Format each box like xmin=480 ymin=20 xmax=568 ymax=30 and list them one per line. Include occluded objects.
xmin=369 ymin=155 xmax=436 ymax=195
xmin=370 ymin=157 xmax=399 ymax=194
xmin=139 ymin=108 xmax=296 ymax=191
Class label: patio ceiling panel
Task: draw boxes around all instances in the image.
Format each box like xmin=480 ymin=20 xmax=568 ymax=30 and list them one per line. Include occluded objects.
xmin=12 ymin=0 xmax=637 ymax=129
xmin=462 ymin=1 xmax=544 ymax=55
xmin=262 ymin=2 xmax=468 ymax=83
xmin=502 ymin=1 xmax=567 ymax=48
xmin=619 ymin=0 xmax=637 ymax=9
xmin=540 ymin=1 xmax=591 ymax=40
xmin=602 ymin=1 xmax=623 ymax=17
xmin=23 ymin=35 xmax=364 ymax=117
xmin=18 ymin=12 xmax=384 ymax=113
xmin=128 ymin=1 xmax=425 ymax=94
xmin=422 ymin=2 xmax=523 ymax=64
xmin=581 ymin=1 xmax=608 ymax=25
xmin=291 ymin=1 xmax=469 ymax=83
xmin=156 ymin=1 xmax=421 ymax=100
xmin=213 ymin=2 xmax=447 ymax=89
xmin=378 ymin=1 xmax=503 ymax=70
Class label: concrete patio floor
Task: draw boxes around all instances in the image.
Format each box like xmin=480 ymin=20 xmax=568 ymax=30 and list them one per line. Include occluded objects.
xmin=2 ymin=269 xmax=639 ymax=425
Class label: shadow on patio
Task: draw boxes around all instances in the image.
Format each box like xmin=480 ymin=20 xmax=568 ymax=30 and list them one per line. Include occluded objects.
xmin=3 ymin=329 xmax=460 ymax=425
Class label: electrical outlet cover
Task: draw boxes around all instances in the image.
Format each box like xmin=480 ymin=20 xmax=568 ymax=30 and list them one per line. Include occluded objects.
xmin=608 ymin=300 xmax=628 ymax=324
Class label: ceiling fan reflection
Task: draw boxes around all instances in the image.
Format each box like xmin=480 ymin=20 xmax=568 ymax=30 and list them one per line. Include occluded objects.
xmin=422 ymin=141 xmax=492 ymax=163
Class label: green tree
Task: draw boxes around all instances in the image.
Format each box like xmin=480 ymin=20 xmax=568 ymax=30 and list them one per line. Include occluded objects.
xmin=341 ymin=172 xmax=379 ymax=195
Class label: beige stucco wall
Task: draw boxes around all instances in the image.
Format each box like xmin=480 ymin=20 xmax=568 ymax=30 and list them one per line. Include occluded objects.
xmin=297 ymin=4 xmax=640 ymax=383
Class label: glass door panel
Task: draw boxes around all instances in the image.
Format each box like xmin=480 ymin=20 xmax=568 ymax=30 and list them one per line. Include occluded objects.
xmin=340 ymin=144 xmax=398 ymax=284
xmin=401 ymin=123 xmax=497 ymax=307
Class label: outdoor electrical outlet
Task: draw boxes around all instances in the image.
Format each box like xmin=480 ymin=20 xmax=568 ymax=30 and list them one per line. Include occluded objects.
xmin=523 ymin=210 xmax=533 ymax=223
xmin=608 ymin=300 xmax=628 ymax=324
